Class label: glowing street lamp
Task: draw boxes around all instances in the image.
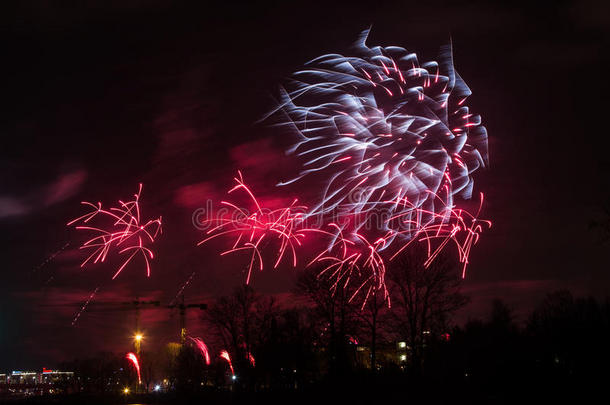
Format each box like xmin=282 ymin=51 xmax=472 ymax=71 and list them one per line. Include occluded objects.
xmin=134 ymin=333 xmax=143 ymax=356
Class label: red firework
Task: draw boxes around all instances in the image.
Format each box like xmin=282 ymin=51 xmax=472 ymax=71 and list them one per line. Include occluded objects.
xmin=125 ymin=352 xmax=141 ymax=383
xmin=247 ymin=352 xmax=256 ymax=367
xmin=200 ymin=173 xmax=489 ymax=308
xmin=67 ymin=184 xmax=162 ymax=279
xmin=219 ymin=350 xmax=234 ymax=375
xmin=309 ymin=192 xmax=490 ymax=308
xmin=188 ymin=336 xmax=211 ymax=365
xmin=387 ymin=191 xmax=491 ymax=278
xmin=197 ymin=171 xmax=327 ymax=284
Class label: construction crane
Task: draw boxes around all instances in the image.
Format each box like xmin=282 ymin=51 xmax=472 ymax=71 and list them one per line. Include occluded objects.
xmin=43 ymin=297 xmax=160 ymax=356
xmin=167 ymin=293 xmax=207 ymax=344
xmin=121 ymin=298 xmax=161 ymax=356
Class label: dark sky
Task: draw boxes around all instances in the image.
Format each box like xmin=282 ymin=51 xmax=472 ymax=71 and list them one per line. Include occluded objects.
xmin=1 ymin=0 xmax=609 ymax=370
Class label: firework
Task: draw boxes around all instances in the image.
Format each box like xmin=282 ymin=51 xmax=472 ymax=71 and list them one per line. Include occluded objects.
xmin=71 ymin=286 xmax=100 ymax=326
xmin=67 ymin=184 xmax=162 ymax=279
xmin=309 ymin=224 xmax=390 ymax=307
xmin=272 ymin=29 xmax=487 ymax=231
xmin=388 ymin=191 xmax=491 ymax=278
xmin=269 ymin=29 xmax=490 ymax=298
xmin=170 ymin=272 xmax=196 ymax=306
xmin=219 ymin=350 xmax=234 ymax=375
xmin=203 ymin=31 xmax=490 ymax=306
xmin=126 ymin=352 xmax=141 ymax=383
xmin=188 ymin=336 xmax=211 ymax=365
xmin=198 ymin=171 xmax=329 ymax=284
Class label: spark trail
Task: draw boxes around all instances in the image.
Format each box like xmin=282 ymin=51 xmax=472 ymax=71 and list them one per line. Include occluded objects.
xmin=67 ymin=184 xmax=162 ymax=279
xmin=32 ymin=242 xmax=70 ymax=274
xmin=170 ymin=272 xmax=196 ymax=307
xmin=188 ymin=336 xmax=211 ymax=365
xmin=197 ymin=171 xmax=330 ymax=284
xmin=126 ymin=352 xmax=141 ymax=383
xmin=220 ymin=350 xmax=234 ymax=375
xmin=71 ymin=286 xmax=100 ymax=326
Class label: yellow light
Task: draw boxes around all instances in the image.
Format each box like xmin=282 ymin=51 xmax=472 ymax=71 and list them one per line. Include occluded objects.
xmin=123 ymin=387 xmax=130 ymax=394
xmin=135 ymin=334 xmax=143 ymax=342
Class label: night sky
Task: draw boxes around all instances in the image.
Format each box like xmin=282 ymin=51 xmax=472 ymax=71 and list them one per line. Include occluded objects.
xmin=1 ymin=0 xmax=609 ymax=370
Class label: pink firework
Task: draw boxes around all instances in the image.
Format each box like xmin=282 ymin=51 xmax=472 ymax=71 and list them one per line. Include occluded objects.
xmin=388 ymin=191 xmax=491 ymax=278
xmin=309 ymin=193 xmax=490 ymax=307
xmin=67 ymin=184 xmax=162 ymax=279
xmin=247 ymin=352 xmax=255 ymax=367
xmin=198 ymin=171 xmax=329 ymax=284
xmin=188 ymin=336 xmax=211 ymax=365
xmin=125 ymin=352 xmax=141 ymax=383
xmin=219 ymin=350 xmax=234 ymax=375
xmin=310 ymin=225 xmax=390 ymax=307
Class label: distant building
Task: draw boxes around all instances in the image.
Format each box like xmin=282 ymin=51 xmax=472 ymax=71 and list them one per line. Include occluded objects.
xmin=354 ymin=341 xmax=409 ymax=370
xmin=0 ymin=369 xmax=75 ymax=398
xmin=39 ymin=368 xmax=74 ymax=384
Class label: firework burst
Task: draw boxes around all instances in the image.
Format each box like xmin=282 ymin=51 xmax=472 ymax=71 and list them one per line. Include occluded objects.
xmin=270 ymin=29 xmax=490 ymax=300
xmin=67 ymin=184 xmax=162 ymax=279
xmin=273 ymin=29 xmax=487 ymax=235
xmin=197 ymin=171 xmax=329 ymax=283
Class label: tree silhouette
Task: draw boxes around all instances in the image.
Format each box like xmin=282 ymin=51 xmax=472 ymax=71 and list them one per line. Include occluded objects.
xmin=387 ymin=248 xmax=469 ymax=375
xmin=294 ymin=267 xmax=359 ymax=376
xmin=206 ymin=285 xmax=278 ymax=388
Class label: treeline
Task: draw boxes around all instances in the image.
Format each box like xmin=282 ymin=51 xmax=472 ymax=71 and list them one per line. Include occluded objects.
xmin=59 ymin=252 xmax=610 ymax=401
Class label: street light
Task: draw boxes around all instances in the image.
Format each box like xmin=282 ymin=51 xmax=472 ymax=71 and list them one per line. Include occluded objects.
xmin=134 ymin=333 xmax=143 ymax=357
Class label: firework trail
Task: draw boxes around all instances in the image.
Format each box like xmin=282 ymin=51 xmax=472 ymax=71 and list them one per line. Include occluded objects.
xmin=388 ymin=191 xmax=491 ymax=278
xmin=309 ymin=228 xmax=390 ymax=307
xmin=31 ymin=242 xmax=70 ymax=274
xmin=170 ymin=272 xmax=196 ymax=307
xmin=188 ymin=336 xmax=211 ymax=365
xmin=247 ymin=352 xmax=255 ymax=367
xmin=198 ymin=171 xmax=330 ymax=284
xmin=71 ymin=286 xmax=100 ymax=326
xmin=219 ymin=350 xmax=234 ymax=375
xmin=126 ymin=352 xmax=141 ymax=383
xmin=67 ymin=184 xmax=162 ymax=279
